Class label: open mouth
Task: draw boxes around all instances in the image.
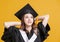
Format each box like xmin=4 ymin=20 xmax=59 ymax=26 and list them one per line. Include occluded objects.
xmin=28 ymin=21 xmax=32 ymax=23
xmin=28 ymin=22 xmax=31 ymax=23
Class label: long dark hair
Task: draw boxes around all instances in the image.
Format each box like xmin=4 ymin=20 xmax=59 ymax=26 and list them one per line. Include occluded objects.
xmin=20 ymin=14 xmax=38 ymax=35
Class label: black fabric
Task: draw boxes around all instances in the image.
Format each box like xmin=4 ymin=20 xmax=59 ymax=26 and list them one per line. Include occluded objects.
xmin=23 ymin=28 xmax=34 ymax=39
xmin=37 ymin=22 xmax=50 ymax=41
xmin=1 ymin=22 xmax=50 ymax=42
xmin=15 ymin=4 xmax=38 ymax=20
xmin=1 ymin=26 xmax=20 ymax=42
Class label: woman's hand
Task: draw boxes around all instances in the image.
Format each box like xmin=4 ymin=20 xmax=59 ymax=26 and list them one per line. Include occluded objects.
xmin=34 ymin=14 xmax=49 ymax=27
xmin=4 ymin=22 xmax=21 ymax=28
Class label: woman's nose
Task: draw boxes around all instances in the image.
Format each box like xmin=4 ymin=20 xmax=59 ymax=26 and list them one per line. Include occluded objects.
xmin=28 ymin=18 xmax=31 ymax=21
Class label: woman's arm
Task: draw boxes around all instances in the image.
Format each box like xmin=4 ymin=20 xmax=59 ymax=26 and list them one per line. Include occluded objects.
xmin=35 ymin=14 xmax=49 ymax=27
xmin=4 ymin=22 xmax=21 ymax=28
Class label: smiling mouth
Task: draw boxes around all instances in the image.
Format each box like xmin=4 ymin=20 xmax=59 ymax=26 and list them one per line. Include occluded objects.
xmin=28 ymin=22 xmax=32 ymax=23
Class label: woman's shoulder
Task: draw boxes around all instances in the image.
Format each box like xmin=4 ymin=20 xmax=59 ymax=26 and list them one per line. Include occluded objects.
xmin=4 ymin=26 xmax=20 ymax=32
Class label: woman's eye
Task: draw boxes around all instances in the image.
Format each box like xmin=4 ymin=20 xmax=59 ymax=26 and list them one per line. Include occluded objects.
xmin=25 ymin=16 xmax=28 ymax=18
xmin=31 ymin=16 xmax=33 ymax=18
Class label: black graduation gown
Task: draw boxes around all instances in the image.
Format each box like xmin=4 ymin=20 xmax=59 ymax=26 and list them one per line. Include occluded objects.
xmin=1 ymin=22 xmax=50 ymax=42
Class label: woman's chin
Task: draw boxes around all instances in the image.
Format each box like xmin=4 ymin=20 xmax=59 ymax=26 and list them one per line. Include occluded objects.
xmin=26 ymin=23 xmax=32 ymax=26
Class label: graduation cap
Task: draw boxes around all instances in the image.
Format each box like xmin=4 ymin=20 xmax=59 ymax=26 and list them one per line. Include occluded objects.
xmin=15 ymin=4 xmax=38 ymax=20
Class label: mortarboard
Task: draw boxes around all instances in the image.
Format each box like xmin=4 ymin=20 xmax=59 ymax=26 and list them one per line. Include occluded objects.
xmin=15 ymin=4 xmax=38 ymax=20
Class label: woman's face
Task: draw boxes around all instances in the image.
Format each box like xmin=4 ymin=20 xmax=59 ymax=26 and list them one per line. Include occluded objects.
xmin=24 ymin=13 xmax=34 ymax=26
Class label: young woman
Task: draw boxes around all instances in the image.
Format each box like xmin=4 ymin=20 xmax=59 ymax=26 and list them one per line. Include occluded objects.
xmin=1 ymin=4 xmax=50 ymax=42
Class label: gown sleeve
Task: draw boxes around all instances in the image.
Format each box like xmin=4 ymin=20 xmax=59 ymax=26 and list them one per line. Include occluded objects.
xmin=37 ymin=22 xmax=50 ymax=41
xmin=1 ymin=26 xmax=18 ymax=42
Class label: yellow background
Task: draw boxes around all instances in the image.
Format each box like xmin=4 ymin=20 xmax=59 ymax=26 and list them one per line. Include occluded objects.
xmin=0 ymin=0 xmax=60 ymax=42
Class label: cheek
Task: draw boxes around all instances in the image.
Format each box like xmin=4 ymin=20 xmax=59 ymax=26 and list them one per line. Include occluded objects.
xmin=24 ymin=18 xmax=28 ymax=23
xmin=31 ymin=19 xmax=34 ymax=23
xmin=24 ymin=18 xmax=28 ymax=21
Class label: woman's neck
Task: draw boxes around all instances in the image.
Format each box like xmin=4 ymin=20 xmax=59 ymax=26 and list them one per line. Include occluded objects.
xmin=25 ymin=26 xmax=32 ymax=33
